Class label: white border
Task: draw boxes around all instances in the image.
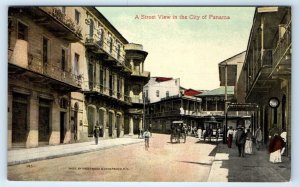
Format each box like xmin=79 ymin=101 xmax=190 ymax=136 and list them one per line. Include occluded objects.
xmin=1 ymin=1 xmax=299 ymax=187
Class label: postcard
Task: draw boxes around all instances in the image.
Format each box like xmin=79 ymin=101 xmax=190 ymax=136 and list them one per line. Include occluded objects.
xmin=7 ymin=6 xmax=291 ymax=182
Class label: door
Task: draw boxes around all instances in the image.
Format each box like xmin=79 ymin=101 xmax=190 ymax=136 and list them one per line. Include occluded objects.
xmin=12 ymin=93 xmax=28 ymax=147
xmin=39 ymin=98 xmax=51 ymax=145
xmin=60 ymin=112 xmax=66 ymax=143
xmin=108 ymin=112 xmax=113 ymax=137
xmin=116 ymin=115 xmax=121 ymax=137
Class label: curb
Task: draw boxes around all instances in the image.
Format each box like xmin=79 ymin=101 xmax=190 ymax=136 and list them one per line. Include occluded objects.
xmin=8 ymin=140 xmax=143 ymax=166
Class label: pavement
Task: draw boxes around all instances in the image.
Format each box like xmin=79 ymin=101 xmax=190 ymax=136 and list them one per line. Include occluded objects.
xmin=8 ymin=136 xmax=144 ymax=166
xmin=207 ymin=141 xmax=291 ymax=182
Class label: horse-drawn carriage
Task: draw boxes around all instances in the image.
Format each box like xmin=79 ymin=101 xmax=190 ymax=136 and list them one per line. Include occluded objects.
xmin=170 ymin=121 xmax=187 ymax=143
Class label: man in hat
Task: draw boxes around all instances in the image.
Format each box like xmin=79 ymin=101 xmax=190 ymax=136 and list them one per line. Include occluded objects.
xmin=235 ymin=125 xmax=246 ymax=157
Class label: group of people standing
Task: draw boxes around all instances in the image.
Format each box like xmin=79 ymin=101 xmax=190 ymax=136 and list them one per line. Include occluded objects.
xmin=226 ymin=125 xmax=287 ymax=163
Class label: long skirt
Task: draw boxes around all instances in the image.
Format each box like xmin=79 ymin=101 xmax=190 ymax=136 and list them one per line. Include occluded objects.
xmin=269 ymin=149 xmax=282 ymax=163
xmin=245 ymin=140 xmax=253 ymax=154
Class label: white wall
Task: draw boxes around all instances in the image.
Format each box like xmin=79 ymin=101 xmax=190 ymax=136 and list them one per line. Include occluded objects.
xmin=144 ymin=78 xmax=180 ymax=103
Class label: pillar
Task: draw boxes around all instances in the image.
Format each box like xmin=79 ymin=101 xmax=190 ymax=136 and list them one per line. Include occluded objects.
xmin=27 ymin=91 xmax=39 ymax=148
xmin=129 ymin=116 xmax=134 ymax=135
xmin=49 ymin=96 xmax=60 ymax=145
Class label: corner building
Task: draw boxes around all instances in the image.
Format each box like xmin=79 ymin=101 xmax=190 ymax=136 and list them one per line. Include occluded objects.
xmin=8 ymin=7 xmax=150 ymax=148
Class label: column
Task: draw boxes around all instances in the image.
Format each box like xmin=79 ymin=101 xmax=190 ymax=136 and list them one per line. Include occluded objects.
xmin=113 ymin=113 xmax=117 ymax=138
xmin=130 ymin=59 xmax=134 ymax=71
xmin=27 ymin=91 xmax=39 ymax=148
xmin=7 ymin=91 xmax=13 ymax=149
xmin=119 ymin=115 xmax=124 ymax=137
xmin=49 ymin=96 xmax=60 ymax=145
xmin=129 ymin=116 xmax=134 ymax=135
xmin=104 ymin=109 xmax=109 ymax=138
xmin=139 ymin=118 xmax=142 ymax=131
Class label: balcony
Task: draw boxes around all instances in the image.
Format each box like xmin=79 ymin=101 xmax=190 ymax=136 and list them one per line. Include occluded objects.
xmin=9 ymin=40 xmax=81 ymax=91
xmin=84 ymin=35 xmax=103 ymax=52
xmin=131 ymin=97 xmax=143 ymax=104
xmin=131 ymin=70 xmax=150 ymax=78
xmin=20 ymin=7 xmax=82 ymax=42
xmin=271 ymin=22 xmax=291 ymax=75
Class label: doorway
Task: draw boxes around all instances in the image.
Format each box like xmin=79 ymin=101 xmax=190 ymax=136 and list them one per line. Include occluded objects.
xmin=12 ymin=93 xmax=28 ymax=148
xmin=39 ymin=98 xmax=51 ymax=145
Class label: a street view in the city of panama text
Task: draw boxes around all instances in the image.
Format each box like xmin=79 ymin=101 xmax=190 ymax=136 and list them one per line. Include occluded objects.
xmin=8 ymin=6 xmax=291 ymax=182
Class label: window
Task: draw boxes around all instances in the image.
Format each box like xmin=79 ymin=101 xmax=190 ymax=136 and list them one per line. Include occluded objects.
xmin=100 ymin=67 xmax=104 ymax=86
xmin=117 ymin=44 xmax=121 ymax=59
xmin=61 ymin=49 xmax=66 ymax=71
xmin=74 ymin=53 xmax=80 ymax=76
xmin=156 ymin=90 xmax=159 ymax=97
xmin=75 ymin=10 xmax=80 ymax=25
xmin=42 ymin=37 xmax=49 ymax=64
xmin=98 ymin=29 xmax=103 ymax=46
xmin=108 ymin=34 xmax=113 ymax=53
xmin=18 ymin=22 xmax=28 ymax=41
xmin=88 ymin=63 xmax=94 ymax=89
xmin=166 ymin=91 xmax=169 ymax=98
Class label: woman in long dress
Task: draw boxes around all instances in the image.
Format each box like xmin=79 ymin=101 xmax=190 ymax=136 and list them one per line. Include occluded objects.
xmin=245 ymin=129 xmax=253 ymax=154
xmin=269 ymin=133 xmax=285 ymax=163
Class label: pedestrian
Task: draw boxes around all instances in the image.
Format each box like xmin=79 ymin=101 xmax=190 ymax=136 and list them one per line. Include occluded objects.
xmin=254 ymin=126 xmax=263 ymax=150
xmin=245 ymin=129 xmax=253 ymax=154
xmin=235 ymin=125 xmax=246 ymax=157
xmin=232 ymin=128 xmax=237 ymax=142
xmin=197 ymin=127 xmax=202 ymax=141
xmin=269 ymin=132 xmax=285 ymax=163
xmin=93 ymin=123 xmax=100 ymax=145
xmin=280 ymin=128 xmax=287 ymax=155
xmin=227 ymin=126 xmax=234 ymax=148
xmin=143 ymin=129 xmax=151 ymax=150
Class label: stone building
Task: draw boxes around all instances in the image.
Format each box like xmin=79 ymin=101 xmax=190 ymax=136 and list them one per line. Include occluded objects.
xmin=8 ymin=7 xmax=150 ymax=148
xmin=237 ymin=7 xmax=291 ymax=155
xmin=8 ymin=7 xmax=83 ymax=148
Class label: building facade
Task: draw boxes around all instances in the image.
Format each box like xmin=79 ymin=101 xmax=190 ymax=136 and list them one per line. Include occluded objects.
xmin=8 ymin=7 xmax=150 ymax=149
xmin=238 ymin=7 xmax=291 ymax=155
xmin=8 ymin=7 xmax=83 ymax=148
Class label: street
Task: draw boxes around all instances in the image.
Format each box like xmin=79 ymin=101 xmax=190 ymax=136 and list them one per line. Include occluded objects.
xmin=8 ymin=133 xmax=217 ymax=181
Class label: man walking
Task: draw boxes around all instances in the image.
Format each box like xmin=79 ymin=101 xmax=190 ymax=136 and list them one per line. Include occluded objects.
xmin=235 ymin=125 xmax=246 ymax=157
xmin=94 ymin=124 xmax=100 ymax=145
xmin=143 ymin=129 xmax=151 ymax=150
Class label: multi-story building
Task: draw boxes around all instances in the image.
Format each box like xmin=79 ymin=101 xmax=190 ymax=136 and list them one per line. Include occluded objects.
xmin=8 ymin=7 xmax=83 ymax=148
xmin=144 ymin=77 xmax=202 ymax=133
xmin=8 ymin=7 xmax=150 ymax=148
xmin=238 ymin=7 xmax=291 ymax=155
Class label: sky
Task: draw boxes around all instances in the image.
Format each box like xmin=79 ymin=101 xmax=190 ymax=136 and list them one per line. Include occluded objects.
xmin=97 ymin=7 xmax=255 ymax=90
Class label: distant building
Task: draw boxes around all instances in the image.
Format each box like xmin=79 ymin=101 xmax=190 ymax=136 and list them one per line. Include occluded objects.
xmin=144 ymin=77 xmax=202 ymax=132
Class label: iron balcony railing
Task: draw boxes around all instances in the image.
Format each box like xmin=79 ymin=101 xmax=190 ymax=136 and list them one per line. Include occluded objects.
xmin=40 ymin=7 xmax=82 ymax=39
xmin=272 ymin=22 xmax=291 ymax=68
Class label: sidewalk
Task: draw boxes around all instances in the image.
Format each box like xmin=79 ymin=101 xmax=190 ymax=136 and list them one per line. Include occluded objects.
xmin=207 ymin=142 xmax=291 ymax=182
xmin=8 ymin=136 xmax=143 ymax=166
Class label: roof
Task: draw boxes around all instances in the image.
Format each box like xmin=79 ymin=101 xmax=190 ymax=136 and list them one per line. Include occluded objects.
xmin=154 ymin=77 xmax=173 ymax=82
xmin=197 ymin=86 xmax=234 ymax=97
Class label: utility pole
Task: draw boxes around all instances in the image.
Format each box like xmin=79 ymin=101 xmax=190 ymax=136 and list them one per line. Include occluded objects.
xmin=223 ymin=63 xmax=228 ymax=144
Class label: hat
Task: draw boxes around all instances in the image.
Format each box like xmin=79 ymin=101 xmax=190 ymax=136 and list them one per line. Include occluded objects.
xmin=237 ymin=125 xmax=243 ymax=129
